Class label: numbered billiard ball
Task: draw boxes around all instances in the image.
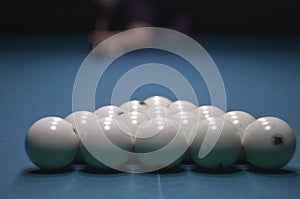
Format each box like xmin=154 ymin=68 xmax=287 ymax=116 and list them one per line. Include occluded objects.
xmin=79 ymin=117 xmax=133 ymax=170
xmin=171 ymin=111 xmax=199 ymax=145
xmin=225 ymin=110 xmax=256 ymax=162
xmin=171 ymin=111 xmax=200 ymax=163
xmin=190 ymin=117 xmax=241 ymax=170
xmin=243 ymin=117 xmax=296 ymax=170
xmin=65 ymin=111 xmax=97 ymax=164
xmin=134 ymin=118 xmax=187 ymax=171
xmin=25 ymin=117 xmax=79 ymax=170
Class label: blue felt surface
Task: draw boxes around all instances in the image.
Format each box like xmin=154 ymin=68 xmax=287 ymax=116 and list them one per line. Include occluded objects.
xmin=0 ymin=35 xmax=300 ymax=199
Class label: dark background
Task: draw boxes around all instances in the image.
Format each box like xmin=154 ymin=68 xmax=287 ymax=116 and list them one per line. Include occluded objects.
xmin=0 ymin=0 xmax=299 ymax=35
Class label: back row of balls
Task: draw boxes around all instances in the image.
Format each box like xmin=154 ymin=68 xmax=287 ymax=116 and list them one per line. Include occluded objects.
xmin=25 ymin=96 xmax=296 ymax=171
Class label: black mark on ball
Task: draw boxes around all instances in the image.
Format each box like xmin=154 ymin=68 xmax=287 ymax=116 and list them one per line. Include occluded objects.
xmin=273 ymin=135 xmax=283 ymax=146
xmin=139 ymin=101 xmax=147 ymax=105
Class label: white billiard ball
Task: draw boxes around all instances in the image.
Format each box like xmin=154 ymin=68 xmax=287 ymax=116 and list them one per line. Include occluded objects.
xmin=225 ymin=111 xmax=256 ymax=137
xmin=171 ymin=111 xmax=199 ymax=144
xmin=134 ymin=118 xmax=187 ymax=170
xmin=197 ymin=105 xmax=225 ymax=120
xmin=225 ymin=110 xmax=255 ymax=162
xmin=145 ymin=106 xmax=172 ymax=119
xmin=25 ymin=117 xmax=79 ymax=170
xmin=169 ymin=100 xmax=197 ymax=113
xmin=116 ymin=111 xmax=149 ymax=136
xmin=144 ymin=96 xmax=172 ymax=107
xmin=65 ymin=111 xmax=97 ymax=164
xmin=79 ymin=117 xmax=133 ymax=170
xmin=95 ymin=105 xmax=126 ymax=118
xmin=120 ymin=100 xmax=149 ymax=114
xmin=190 ymin=117 xmax=241 ymax=170
xmin=171 ymin=111 xmax=200 ymax=163
xmin=243 ymin=117 xmax=296 ymax=170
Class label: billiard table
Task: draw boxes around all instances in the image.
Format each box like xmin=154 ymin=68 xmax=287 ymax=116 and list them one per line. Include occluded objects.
xmin=1 ymin=34 xmax=300 ymax=199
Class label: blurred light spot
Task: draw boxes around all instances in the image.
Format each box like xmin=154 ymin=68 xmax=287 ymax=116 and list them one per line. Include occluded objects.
xmin=211 ymin=125 xmax=217 ymax=130
xmin=53 ymin=118 xmax=61 ymax=122
xmin=265 ymin=126 xmax=271 ymax=130
xmin=132 ymin=120 xmax=138 ymax=124
xmin=104 ymin=126 xmax=111 ymax=130
xmin=233 ymin=120 xmax=239 ymax=124
xmin=258 ymin=118 xmax=267 ymax=122
xmin=50 ymin=126 xmax=57 ymax=130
